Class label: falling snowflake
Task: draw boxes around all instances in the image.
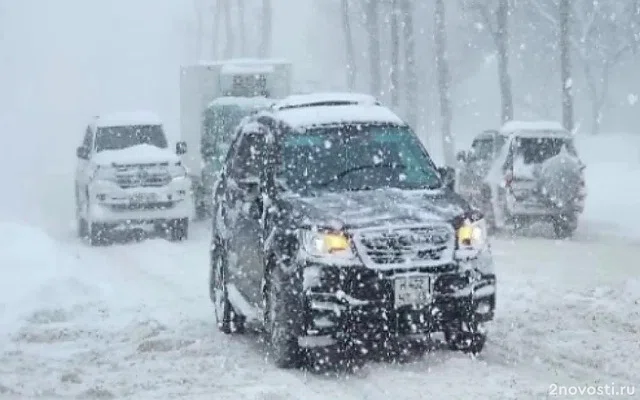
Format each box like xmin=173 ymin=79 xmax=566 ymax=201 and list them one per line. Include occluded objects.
xmin=628 ymin=94 xmax=638 ymax=106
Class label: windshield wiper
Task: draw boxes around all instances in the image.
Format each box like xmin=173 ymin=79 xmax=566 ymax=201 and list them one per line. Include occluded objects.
xmin=314 ymin=163 xmax=407 ymax=189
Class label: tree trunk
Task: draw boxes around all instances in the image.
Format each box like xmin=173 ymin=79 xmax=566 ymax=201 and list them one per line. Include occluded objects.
xmin=434 ymin=0 xmax=454 ymax=166
xmin=194 ymin=0 xmax=203 ymax=60
xmin=400 ymin=0 xmax=417 ymax=129
xmin=583 ymin=61 xmax=610 ymax=135
xmin=496 ymin=0 xmax=513 ymax=123
xmin=559 ymin=0 xmax=574 ymax=131
xmin=259 ymin=0 xmax=272 ymax=58
xmin=237 ymin=0 xmax=246 ymax=56
xmin=341 ymin=0 xmax=357 ymax=90
xmin=223 ymin=0 xmax=234 ymax=58
xmin=364 ymin=0 xmax=381 ymax=97
xmin=213 ymin=0 xmax=223 ymax=59
xmin=390 ymin=0 xmax=400 ymax=107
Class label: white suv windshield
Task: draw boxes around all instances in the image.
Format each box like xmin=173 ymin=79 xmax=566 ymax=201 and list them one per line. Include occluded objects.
xmin=95 ymin=125 xmax=167 ymax=152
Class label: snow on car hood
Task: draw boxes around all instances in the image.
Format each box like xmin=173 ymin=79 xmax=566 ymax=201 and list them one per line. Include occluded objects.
xmin=284 ymin=187 xmax=471 ymax=230
xmin=92 ymin=144 xmax=180 ymax=166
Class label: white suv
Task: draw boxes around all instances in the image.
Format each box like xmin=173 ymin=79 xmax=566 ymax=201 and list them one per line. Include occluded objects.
xmin=74 ymin=111 xmax=192 ymax=245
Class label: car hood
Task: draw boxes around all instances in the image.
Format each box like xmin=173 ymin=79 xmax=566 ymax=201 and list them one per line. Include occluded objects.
xmin=284 ymin=188 xmax=472 ymax=230
xmin=92 ymin=144 xmax=180 ymax=166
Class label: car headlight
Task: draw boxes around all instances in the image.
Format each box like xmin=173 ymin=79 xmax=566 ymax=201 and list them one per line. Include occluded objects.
xmin=300 ymin=229 xmax=354 ymax=258
xmin=91 ymin=165 xmax=117 ymax=182
xmin=169 ymin=162 xmax=187 ymax=179
xmin=457 ymin=218 xmax=487 ymax=249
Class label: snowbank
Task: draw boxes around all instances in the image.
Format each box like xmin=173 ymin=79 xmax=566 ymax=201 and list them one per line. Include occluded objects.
xmin=0 ymin=222 xmax=111 ymax=335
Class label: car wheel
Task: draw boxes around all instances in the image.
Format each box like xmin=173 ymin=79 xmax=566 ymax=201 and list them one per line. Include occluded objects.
xmin=168 ymin=218 xmax=189 ymax=241
xmin=83 ymin=197 xmax=109 ymax=246
xmin=264 ymin=261 xmax=304 ymax=369
xmin=552 ymin=215 xmax=577 ymax=239
xmin=210 ymin=240 xmax=245 ymax=334
xmin=444 ymin=320 xmax=486 ymax=355
xmin=87 ymin=221 xmax=109 ymax=246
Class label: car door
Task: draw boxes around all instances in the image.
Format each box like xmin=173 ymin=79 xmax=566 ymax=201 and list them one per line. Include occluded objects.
xmin=223 ymin=127 xmax=267 ymax=306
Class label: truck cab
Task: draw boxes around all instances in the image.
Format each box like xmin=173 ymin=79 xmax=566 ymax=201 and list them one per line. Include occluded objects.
xmin=179 ymin=58 xmax=293 ymax=219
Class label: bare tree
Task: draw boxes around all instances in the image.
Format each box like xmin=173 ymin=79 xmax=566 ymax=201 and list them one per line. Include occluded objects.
xmin=434 ymin=0 xmax=454 ymax=166
xmin=399 ymin=0 xmax=417 ymax=128
xmin=223 ymin=0 xmax=234 ymax=58
xmin=193 ymin=0 xmax=204 ymax=60
xmin=341 ymin=0 xmax=357 ymax=90
xmin=463 ymin=0 xmax=514 ymax=124
xmin=559 ymin=0 xmax=573 ymax=131
xmin=237 ymin=0 xmax=246 ymax=56
xmin=530 ymin=0 xmax=639 ymax=134
xmin=363 ymin=0 xmax=382 ymax=96
xmin=389 ymin=0 xmax=401 ymax=106
xmin=212 ymin=0 xmax=223 ymax=59
xmin=258 ymin=0 xmax=272 ymax=57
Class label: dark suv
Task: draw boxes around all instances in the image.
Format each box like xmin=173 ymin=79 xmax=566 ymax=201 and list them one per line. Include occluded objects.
xmin=209 ymin=102 xmax=497 ymax=368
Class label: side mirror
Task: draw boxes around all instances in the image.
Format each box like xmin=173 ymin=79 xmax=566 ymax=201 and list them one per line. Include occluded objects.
xmin=438 ymin=166 xmax=456 ymax=191
xmin=456 ymin=150 xmax=467 ymax=163
xmin=176 ymin=141 xmax=187 ymax=155
xmin=76 ymin=146 xmax=89 ymax=160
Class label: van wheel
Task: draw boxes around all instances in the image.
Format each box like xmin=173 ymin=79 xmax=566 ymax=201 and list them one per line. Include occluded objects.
xmin=87 ymin=221 xmax=109 ymax=246
xmin=168 ymin=218 xmax=189 ymax=241
xmin=553 ymin=215 xmax=577 ymax=239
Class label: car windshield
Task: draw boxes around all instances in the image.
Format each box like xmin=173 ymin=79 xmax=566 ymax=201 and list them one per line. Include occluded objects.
xmin=279 ymin=124 xmax=442 ymax=193
xmin=95 ymin=125 xmax=167 ymax=152
xmin=514 ymin=135 xmax=578 ymax=164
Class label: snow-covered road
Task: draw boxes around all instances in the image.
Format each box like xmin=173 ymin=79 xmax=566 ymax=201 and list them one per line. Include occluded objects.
xmin=1 ymin=222 xmax=637 ymax=399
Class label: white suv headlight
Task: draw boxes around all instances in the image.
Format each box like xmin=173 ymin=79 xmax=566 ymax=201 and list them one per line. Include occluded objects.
xmin=457 ymin=218 xmax=487 ymax=250
xmin=300 ymin=229 xmax=355 ymax=259
xmin=169 ymin=162 xmax=187 ymax=179
xmin=91 ymin=165 xmax=117 ymax=182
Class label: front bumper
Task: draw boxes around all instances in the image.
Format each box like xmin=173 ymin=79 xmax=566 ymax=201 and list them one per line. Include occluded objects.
xmin=299 ymin=253 xmax=496 ymax=344
xmin=88 ymin=177 xmax=192 ymax=224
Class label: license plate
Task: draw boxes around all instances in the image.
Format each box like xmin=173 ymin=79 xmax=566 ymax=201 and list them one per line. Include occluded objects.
xmin=130 ymin=193 xmax=158 ymax=203
xmin=394 ymin=276 xmax=433 ymax=309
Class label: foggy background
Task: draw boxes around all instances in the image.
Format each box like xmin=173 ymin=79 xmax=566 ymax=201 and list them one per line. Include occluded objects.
xmin=1 ymin=0 xmax=638 ymax=229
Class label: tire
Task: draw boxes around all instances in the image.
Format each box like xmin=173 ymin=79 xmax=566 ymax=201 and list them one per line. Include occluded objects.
xmin=444 ymin=320 xmax=486 ymax=356
xmin=210 ymin=239 xmax=245 ymax=334
xmin=553 ymin=215 xmax=577 ymax=239
xmin=87 ymin=221 xmax=109 ymax=246
xmin=82 ymin=195 xmax=109 ymax=246
xmin=168 ymin=218 xmax=189 ymax=241
xmin=264 ymin=260 xmax=304 ymax=369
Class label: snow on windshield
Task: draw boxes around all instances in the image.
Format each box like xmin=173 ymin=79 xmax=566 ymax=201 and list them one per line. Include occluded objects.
xmin=95 ymin=125 xmax=168 ymax=152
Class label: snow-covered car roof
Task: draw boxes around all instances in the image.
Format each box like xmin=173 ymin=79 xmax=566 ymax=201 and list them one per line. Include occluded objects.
xmin=272 ymin=92 xmax=380 ymax=111
xmin=274 ymin=104 xmax=405 ymax=130
xmin=207 ymin=96 xmax=275 ymax=109
xmin=195 ymin=57 xmax=291 ymax=67
xmin=94 ymin=111 xmax=162 ymax=128
xmin=500 ymin=120 xmax=569 ymax=136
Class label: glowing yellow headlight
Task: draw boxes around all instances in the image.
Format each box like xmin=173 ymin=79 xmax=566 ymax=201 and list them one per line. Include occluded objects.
xmin=457 ymin=220 xmax=485 ymax=247
xmin=321 ymin=233 xmax=350 ymax=253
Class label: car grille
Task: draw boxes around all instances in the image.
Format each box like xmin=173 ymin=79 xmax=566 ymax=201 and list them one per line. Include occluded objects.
xmin=353 ymin=224 xmax=455 ymax=269
xmin=114 ymin=168 xmax=171 ymax=189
